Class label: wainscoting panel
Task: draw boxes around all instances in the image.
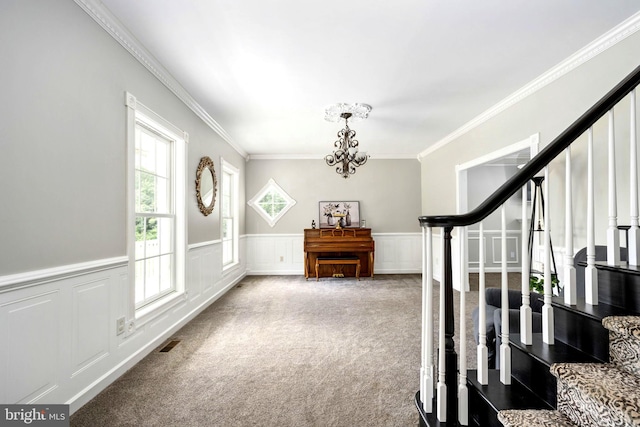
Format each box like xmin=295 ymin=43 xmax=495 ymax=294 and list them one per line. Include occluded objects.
xmin=202 ymin=246 xmax=215 ymax=295
xmin=188 ymin=241 xmax=222 ymax=301
xmin=188 ymin=252 xmax=202 ymax=302
xmin=1 ymin=290 xmax=60 ymax=404
xmin=468 ymin=229 xmax=522 ymax=272
xmin=212 ymin=242 xmax=224 ymax=294
xmin=72 ymin=279 xmax=110 ymax=376
xmin=245 ymin=233 xmax=421 ymax=275
xmin=0 ymin=243 xmax=245 ymax=414
xmin=373 ymin=233 xmax=422 ymax=274
xmin=490 ymin=236 xmax=519 ymax=264
xmin=246 ymin=234 xmax=304 ymax=275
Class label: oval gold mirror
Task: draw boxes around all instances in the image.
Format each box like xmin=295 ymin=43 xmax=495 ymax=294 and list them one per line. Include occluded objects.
xmin=196 ymin=156 xmax=217 ymax=216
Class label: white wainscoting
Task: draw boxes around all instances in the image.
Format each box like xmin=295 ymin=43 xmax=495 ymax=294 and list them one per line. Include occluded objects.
xmin=467 ymin=229 xmax=522 ymax=272
xmin=245 ymin=232 xmax=422 ymax=275
xmin=373 ymin=233 xmax=422 ymax=274
xmin=0 ymin=240 xmax=245 ymax=413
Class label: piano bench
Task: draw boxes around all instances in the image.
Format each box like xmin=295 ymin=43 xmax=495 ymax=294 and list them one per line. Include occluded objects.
xmin=315 ymin=256 xmax=361 ymax=281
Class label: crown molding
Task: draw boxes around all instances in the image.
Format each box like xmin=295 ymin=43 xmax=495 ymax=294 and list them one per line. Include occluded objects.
xmin=73 ymin=0 xmax=248 ymax=159
xmin=418 ymin=11 xmax=640 ymax=161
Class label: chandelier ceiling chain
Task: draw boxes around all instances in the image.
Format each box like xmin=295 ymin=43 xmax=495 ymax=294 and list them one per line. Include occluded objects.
xmin=324 ymin=103 xmax=372 ymax=179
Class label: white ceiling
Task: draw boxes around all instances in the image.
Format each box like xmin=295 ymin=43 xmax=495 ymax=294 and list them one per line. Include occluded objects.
xmin=98 ymin=0 xmax=640 ymax=159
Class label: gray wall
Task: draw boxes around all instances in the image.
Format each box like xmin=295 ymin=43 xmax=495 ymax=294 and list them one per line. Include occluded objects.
xmin=467 ymin=165 xmax=522 ymax=231
xmin=0 ymin=0 xmax=245 ymax=276
xmin=245 ymin=158 xmax=422 ymax=234
xmin=420 ymin=29 xmax=640 ymax=252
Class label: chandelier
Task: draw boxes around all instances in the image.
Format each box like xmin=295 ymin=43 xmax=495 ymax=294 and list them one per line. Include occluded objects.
xmin=324 ymin=103 xmax=372 ymax=178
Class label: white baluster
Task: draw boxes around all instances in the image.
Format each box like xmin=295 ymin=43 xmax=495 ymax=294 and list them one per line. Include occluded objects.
xmin=458 ymin=227 xmax=468 ymax=426
xmin=629 ymin=89 xmax=640 ymax=266
xmin=586 ymin=127 xmax=599 ymax=305
xmin=500 ymin=205 xmax=512 ymax=384
xmin=542 ymin=166 xmax=555 ymax=344
xmin=420 ymin=227 xmax=434 ymax=412
xmin=520 ymin=184 xmax=533 ymax=345
xmin=477 ymin=222 xmax=488 ymax=384
xmin=437 ymin=230 xmax=447 ymax=421
xmin=608 ymin=110 xmax=621 ymax=266
xmin=564 ymin=148 xmax=577 ymax=305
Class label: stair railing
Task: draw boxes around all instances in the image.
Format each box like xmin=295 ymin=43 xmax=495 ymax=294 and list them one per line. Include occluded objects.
xmin=417 ymin=64 xmax=640 ymax=425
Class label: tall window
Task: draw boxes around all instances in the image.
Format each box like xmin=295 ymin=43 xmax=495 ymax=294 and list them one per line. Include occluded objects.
xmin=221 ymin=158 xmax=239 ymax=268
xmin=127 ymin=93 xmax=186 ymax=312
xmin=134 ymin=126 xmax=174 ymax=307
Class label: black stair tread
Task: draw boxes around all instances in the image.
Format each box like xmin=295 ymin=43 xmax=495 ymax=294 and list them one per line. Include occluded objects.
xmin=552 ymin=296 xmax=640 ymax=321
xmin=594 ymin=260 xmax=640 ymax=275
xmin=414 ymin=391 xmax=453 ymax=426
xmin=510 ymin=333 xmax=599 ymax=367
xmin=577 ymin=259 xmax=640 ymax=276
xmin=468 ymin=369 xmax=553 ymax=412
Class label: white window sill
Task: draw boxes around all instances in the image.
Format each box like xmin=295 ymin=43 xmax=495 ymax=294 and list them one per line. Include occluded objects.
xmin=222 ymin=261 xmax=240 ymax=276
xmin=135 ymin=291 xmax=187 ymax=330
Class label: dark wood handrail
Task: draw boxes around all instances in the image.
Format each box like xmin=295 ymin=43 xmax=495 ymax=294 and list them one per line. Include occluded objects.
xmin=419 ymin=64 xmax=640 ymax=228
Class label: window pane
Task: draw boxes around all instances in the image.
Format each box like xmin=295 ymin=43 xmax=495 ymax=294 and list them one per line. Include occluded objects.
xmin=223 ymin=172 xmax=231 ymax=193
xmin=156 ymin=176 xmax=169 ymax=213
xmin=135 ymin=171 xmax=141 ymax=212
xmin=223 ymin=218 xmax=232 ymax=239
xmin=222 ymin=240 xmax=233 ymax=264
xmin=139 ymin=132 xmax=156 ymax=172
xmin=135 ymin=217 xmax=145 ymax=259
xmin=156 ymin=140 xmax=169 ymax=178
xmin=273 ymin=203 xmax=287 ymax=215
xmin=159 ymin=254 xmax=172 ymax=292
xmin=257 ymin=202 xmax=271 ymax=217
xmin=138 ymin=172 xmax=156 ymax=213
xmin=158 ymin=217 xmax=173 ymax=255
xmin=145 ymin=218 xmax=160 ymax=258
xmin=258 ymin=192 xmax=273 ymax=204
xmin=222 ymin=194 xmax=230 ymax=217
xmin=145 ymin=257 xmax=160 ymax=300
xmin=135 ymin=260 xmax=145 ymax=305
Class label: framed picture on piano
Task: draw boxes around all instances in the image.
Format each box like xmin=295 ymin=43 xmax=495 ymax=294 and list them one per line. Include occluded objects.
xmin=319 ymin=201 xmax=360 ymax=228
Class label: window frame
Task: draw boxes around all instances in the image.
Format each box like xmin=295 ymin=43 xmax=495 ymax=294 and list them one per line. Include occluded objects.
xmin=247 ymin=178 xmax=296 ymax=227
xmin=126 ymin=92 xmax=187 ymax=323
xmin=220 ymin=157 xmax=239 ymax=270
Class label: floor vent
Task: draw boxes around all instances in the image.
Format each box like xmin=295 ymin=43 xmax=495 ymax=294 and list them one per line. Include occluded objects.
xmin=159 ymin=340 xmax=180 ymax=352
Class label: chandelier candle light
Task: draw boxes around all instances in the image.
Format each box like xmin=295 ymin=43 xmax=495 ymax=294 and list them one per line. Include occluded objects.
xmin=324 ymin=103 xmax=372 ymax=178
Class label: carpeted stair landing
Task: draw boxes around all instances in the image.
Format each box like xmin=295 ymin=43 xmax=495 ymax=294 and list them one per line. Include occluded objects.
xmin=498 ymin=316 xmax=640 ymax=427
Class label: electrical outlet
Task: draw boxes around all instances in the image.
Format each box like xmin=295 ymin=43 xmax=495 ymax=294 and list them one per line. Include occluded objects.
xmin=279 ymin=256 xmax=284 ymax=262
xmin=116 ymin=316 xmax=125 ymax=335
xmin=127 ymin=320 xmax=136 ymax=336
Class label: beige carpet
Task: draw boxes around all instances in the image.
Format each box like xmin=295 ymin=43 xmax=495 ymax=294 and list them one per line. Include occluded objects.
xmin=70 ymin=274 xmax=506 ymax=427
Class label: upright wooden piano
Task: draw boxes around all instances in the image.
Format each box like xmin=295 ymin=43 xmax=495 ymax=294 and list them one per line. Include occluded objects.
xmin=303 ymin=228 xmax=375 ymax=279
